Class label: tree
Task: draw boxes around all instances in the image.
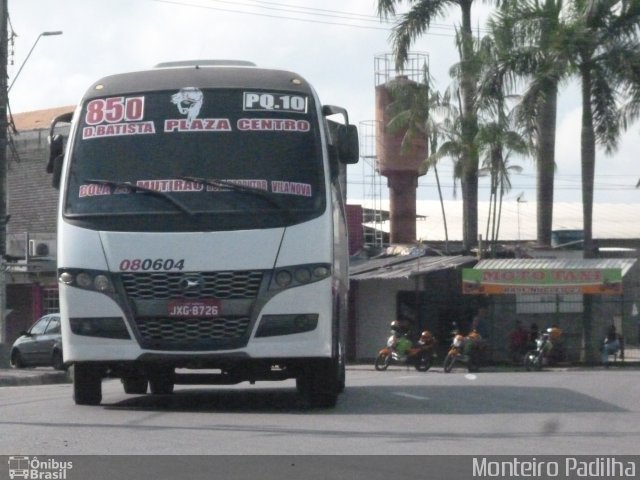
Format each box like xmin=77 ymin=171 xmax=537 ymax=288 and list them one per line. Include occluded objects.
xmin=475 ymin=33 xmax=529 ymax=252
xmin=565 ymin=0 xmax=640 ymax=256
xmin=566 ymin=0 xmax=640 ymax=361
xmin=377 ymin=0 xmax=482 ymax=251
xmin=489 ymin=0 xmax=567 ymax=247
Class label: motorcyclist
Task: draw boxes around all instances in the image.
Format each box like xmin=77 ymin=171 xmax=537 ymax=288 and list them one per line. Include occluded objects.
xmin=508 ymin=321 xmax=528 ymax=364
xmin=546 ymin=325 xmax=564 ymax=365
xmin=389 ymin=320 xmax=412 ymax=356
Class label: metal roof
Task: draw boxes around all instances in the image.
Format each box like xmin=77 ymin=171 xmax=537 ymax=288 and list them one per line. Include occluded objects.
xmin=350 ymin=255 xmax=476 ymax=281
xmin=472 ymin=258 xmax=637 ymax=276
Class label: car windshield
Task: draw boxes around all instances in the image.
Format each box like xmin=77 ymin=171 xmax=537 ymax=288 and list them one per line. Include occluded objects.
xmin=63 ymin=88 xmax=326 ymax=232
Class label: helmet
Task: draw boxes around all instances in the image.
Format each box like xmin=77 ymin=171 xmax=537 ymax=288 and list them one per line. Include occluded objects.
xmin=547 ymin=326 xmax=562 ymax=341
xmin=391 ymin=320 xmax=409 ymax=333
xmin=468 ymin=330 xmax=481 ymax=341
xmin=419 ymin=331 xmax=433 ymax=343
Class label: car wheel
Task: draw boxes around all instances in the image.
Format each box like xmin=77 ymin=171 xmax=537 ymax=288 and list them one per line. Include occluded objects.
xmin=10 ymin=349 xmax=25 ymax=369
xmin=52 ymin=350 xmax=65 ymax=371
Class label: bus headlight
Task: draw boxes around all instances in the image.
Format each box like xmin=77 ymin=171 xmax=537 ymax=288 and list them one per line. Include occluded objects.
xmin=94 ymin=274 xmax=114 ymax=293
xmin=275 ymin=270 xmax=293 ymax=287
xmin=76 ymin=272 xmax=93 ymax=289
xmin=58 ymin=269 xmax=115 ymax=294
xmin=270 ymin=263 xmax=331 ymax=291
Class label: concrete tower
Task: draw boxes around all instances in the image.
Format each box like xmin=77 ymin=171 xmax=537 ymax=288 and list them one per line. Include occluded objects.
xmin=374 ymin=53 xmax=429 ymax=244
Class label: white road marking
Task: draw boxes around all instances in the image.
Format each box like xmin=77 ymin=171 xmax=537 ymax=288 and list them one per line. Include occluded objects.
xmin=392 ymin=392 xmax=430 ymax=401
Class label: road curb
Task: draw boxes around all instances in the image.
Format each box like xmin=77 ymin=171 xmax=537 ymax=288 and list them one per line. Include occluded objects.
xmin=0 ymin=369 xmax=72 ymax=387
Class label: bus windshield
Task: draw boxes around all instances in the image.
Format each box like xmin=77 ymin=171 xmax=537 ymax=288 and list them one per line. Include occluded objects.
xmin=63 ymin=88 xmax=326 ymax=232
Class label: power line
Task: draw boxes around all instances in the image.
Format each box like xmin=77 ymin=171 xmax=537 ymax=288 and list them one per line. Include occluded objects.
xmin=151 ymin=0 xmax=469 ymax=37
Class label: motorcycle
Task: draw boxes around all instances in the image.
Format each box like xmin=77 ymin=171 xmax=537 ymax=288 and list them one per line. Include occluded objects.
xmin=524 ymin=326 xmax=563 ymax=371
xmin=374 ymin=330 xmax=437 ymax=372
xmin=443 ymin=330 xmax=482 ymax=373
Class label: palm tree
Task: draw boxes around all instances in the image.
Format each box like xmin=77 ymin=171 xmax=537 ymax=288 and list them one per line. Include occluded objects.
xmin=377 ymin=0 xmax=482 ymax=251
xmin=476 ymin=123 xmax=526 ymax=251
xmin=564 ymin=0 xmax=640 ymax=361
xmin=564 ymin=0 xmax=640 ymax=257
xmin=488 ymin=0 xmax=567 ymax=247
xmin=475 ymin=33 xmax=529 ymax=253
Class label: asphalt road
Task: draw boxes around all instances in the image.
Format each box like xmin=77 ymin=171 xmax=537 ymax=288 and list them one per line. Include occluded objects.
xmin=1 ymin=365 xmax=639 ymax=456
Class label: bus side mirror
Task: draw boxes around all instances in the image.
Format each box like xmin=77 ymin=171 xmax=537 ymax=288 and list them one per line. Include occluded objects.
xmin=47 ymin=111 xmax=73 ymax=190
xmin=322 ymin=105 xmax=359 ymax=165
xmin=338 ymin=124 xmax=359 ymax=165
xmin=47 ymin=135 xmax=64 ymax=190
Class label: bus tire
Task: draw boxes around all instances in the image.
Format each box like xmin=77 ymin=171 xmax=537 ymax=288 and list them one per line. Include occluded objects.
xmin=297 ymin=359 xmax=339 ymax=408
xmin=337 ymin=354 xmax=346 ymax=393
xmin=148 ymin=367 xmax=175 ymax=395
xmin=73 ymin=364 xmax=102 ymax=405
xmin=122 ymin=376 xmax=148 ymax=395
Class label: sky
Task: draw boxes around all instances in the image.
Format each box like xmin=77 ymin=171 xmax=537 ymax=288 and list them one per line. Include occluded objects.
xmin=8 ymin=0 xmax=640 ymax=213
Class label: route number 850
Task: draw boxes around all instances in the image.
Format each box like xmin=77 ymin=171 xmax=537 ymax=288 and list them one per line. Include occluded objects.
xmin=85 ymin=96 xmax=145 ymax=125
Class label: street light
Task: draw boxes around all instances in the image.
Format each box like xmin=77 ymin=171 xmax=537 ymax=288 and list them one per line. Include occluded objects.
xmin=8 ymin=30 xmax=63 ymax=92
xmin=516 ymin=192 xmax=527 ymax=242
xmin=0 ymin=30 xmax=61 ymax=350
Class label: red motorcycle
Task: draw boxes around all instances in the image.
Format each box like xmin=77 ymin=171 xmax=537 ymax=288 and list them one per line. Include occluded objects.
xmin=374 ymin=330 xmax=437 ymax=372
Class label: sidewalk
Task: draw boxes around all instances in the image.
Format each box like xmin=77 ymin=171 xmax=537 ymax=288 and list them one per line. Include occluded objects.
xmin=0 ymin=368 xmax=71 ymax=387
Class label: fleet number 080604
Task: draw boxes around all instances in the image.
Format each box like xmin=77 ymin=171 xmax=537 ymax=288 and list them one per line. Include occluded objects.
xmin=119 ymin=258 xmax=185 ymax=271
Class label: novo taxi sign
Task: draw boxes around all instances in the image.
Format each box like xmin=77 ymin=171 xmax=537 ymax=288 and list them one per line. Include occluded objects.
xmin=462 ymin=268 xmax=623 ymax=295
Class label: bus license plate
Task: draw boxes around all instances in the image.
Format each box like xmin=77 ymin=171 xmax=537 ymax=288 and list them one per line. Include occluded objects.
xmin=168 ymin=299 xmax=221 ymax=317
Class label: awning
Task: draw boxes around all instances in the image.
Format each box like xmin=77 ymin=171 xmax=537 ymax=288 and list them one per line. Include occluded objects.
xmin=350 ymin=255 xmax=477 ymax=281
xmin=462 ymin=258 xmax=637 ymax=295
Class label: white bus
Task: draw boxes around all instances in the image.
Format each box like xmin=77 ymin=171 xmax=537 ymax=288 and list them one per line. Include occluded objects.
xmin=48 ymin=60 xmax=358 ymax=408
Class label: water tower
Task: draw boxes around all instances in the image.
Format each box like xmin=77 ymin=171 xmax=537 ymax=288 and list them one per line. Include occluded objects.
xmin=375 ymin=53 xmax=429 ymax=244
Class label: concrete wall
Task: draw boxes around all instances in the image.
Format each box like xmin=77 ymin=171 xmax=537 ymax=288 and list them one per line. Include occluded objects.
xmin=353 ymin=277 xmax=412 ymax=360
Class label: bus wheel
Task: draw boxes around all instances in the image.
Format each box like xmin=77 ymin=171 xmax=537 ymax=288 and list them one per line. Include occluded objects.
xmin=73 ymin=364 xmax=103 ymax=405
xmin=122 ymin=376 xmax=148 ymax=395
xmin=148 ymin=367 xmax=175 ymax=395
xmin=297 ymin=359 xmax=339 ymax=408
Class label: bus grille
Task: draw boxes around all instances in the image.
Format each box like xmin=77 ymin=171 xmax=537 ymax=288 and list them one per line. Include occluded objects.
xmin=135 ymin=316 xmax=250 ymax=350
xmin=119 ymin=271 xmax=264 ymax=300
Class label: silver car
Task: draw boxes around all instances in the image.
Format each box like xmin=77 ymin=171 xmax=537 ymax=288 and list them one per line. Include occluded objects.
xmin=10 ymin=313 xmax=65 ymax=370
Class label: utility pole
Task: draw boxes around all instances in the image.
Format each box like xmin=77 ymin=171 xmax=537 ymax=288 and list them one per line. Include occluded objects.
xmin=0 ymin=0 xmax=8 ymax=346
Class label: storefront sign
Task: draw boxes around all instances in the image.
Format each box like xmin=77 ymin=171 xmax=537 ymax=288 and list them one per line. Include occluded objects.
xmin=462 ymin=268 xmax=623 ymax=295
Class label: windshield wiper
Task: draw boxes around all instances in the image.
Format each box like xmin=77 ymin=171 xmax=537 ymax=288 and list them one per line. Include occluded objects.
xmin=83 ymin=179 xmax=194 ymax=216
xmin=178 ymin=176 xmax=296 ymax=222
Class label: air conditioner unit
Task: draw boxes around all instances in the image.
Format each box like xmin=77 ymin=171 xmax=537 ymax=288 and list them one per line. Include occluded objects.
xmin=28 ymin=239 xmax=56 ymax=257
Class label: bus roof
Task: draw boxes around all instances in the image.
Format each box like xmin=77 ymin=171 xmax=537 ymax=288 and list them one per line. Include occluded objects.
xmin=82 ymin=62 xmax=315 ymax=100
